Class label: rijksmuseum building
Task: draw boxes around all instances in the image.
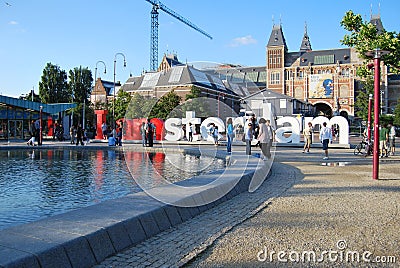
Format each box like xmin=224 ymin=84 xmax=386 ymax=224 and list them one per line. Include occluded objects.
xmin=241 ymin=13 xmax=399 ymax=119
xmin=96 ymin=13 xmax=399 ymax=121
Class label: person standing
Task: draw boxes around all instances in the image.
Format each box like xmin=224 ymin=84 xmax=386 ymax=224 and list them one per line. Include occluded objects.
xmin=101 ymin=122 xmax=108 ymax=140
xmin=379 ymin=124 xmax=389 ymax=158
xmin=140 ymin=122 xmax=147 ymax=147
xmin=146 ymin=119 xmax=154 ymax=147
xmin=27 ymin=120 xmax=36 ymax=146
xmin=188 ymin=123 xmax=193 ymax=142
xmin=319 ymin=122 xmax=332 ymax=160
xmin=265 ymin=120 xmax=275 ymax=158
xmin=226 ymin=118 xmax=234 ymax=153
xmin=70 ymin=125 xmax=76 ymax=145
xmin=245 ymin=122 xmax=253 ymax=155
xmin=76 ymin=124 xmax=84 ymax=146
xmin=257 ymin=118 xmax=270 ymax=160
xmin=388 ymin=123 xmax=396 ymax=156
xmin=303 ymin=122 xmax=313 ymax=153
xmin=117 ymin=127 xmax=123 ymax=146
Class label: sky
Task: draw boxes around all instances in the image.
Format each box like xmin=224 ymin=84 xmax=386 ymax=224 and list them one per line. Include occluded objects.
xmin=0 ymin=0 xmax=399 ymax=98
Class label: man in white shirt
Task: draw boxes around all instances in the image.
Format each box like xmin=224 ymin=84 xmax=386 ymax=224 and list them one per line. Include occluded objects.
xmin=319 ymin=122 xmax=332 ymax=160
xmin=388 ymin=123 xmax=396 ymax=156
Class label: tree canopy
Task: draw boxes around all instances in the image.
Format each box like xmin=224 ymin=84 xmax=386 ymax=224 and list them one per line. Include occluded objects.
xmin=39 ymin=63 xmax=69 ymax=103
xmin=341 ymin=10 xmax=400 ymax=75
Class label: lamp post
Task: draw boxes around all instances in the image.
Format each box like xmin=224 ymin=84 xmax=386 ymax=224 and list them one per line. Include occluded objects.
xmin=94 ymin=60 xmax=107 ymax=107
xmin=217 ymin=92 xmax=226 ymax=118
xmin=39 ymin=105 xmax=43 ymax=146
xmin=113 ymin=53 xmax=126 ymax=127
xmin=367 ymin=94 xmax=373 ymax=142
xmin=365 ymin=48 xmax=389 ymax=180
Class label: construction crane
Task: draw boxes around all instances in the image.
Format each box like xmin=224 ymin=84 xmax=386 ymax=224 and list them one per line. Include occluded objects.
xmin=145 ymin=0 xmax=213 ymax=71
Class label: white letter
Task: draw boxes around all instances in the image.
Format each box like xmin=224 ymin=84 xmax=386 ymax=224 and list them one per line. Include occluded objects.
xmin=278 ymin=251 xmax=287 ymax=262
xmin=200 ymin=117 xmax=225 ymax=141
xmin=257 ymin=246 xmax=268 ymax=262
xmin=276 ymin=117 xmax=301 ymax=143
xmin=164 ymin=118 xmax=183 ymax=141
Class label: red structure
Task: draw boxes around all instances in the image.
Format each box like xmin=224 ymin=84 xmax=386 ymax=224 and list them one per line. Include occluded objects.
xmin=95 ymin=110 xmax=108 ymax=139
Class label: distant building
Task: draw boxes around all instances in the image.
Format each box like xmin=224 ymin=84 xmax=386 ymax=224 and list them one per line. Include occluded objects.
xmin=90 ymin=78 xmax=121 ymax=106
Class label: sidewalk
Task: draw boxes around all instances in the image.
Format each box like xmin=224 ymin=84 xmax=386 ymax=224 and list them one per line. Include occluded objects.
xmin=94 ymin=146 xmax=400 ymax=268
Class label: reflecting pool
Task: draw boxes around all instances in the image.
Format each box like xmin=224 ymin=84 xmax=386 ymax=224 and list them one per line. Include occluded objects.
xmin=0 ymin=149 xmax=226 ymax=230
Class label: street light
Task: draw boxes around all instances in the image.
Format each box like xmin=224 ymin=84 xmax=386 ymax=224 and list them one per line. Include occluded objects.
xmin=113 ymin=53 xmax=126 ymax=127
xmin=94 ymin=60 xmax=107 ymax=106
xmin=367 ymin=94 xmax=373 ymax=142
xmin=364 ymin=48 xmax=389 ymax=180
xmin=217 ymin=92 xmax=226 ymax=118
xmin=39 ymin=105 xmax=43 ymax=146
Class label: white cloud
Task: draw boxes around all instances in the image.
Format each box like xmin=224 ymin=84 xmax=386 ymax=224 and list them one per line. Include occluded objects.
xmin=8 ymin=21 xmax=18 ymax=25
xmin=229 ymin=35 xmax=257 ymax=47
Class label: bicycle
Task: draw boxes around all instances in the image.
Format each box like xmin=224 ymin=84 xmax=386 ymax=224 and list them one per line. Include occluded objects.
xmin=354 ymin=138 xmax=373 ymax=156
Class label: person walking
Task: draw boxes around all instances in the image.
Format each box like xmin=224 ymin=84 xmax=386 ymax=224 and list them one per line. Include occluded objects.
xmin=303 ymin=122 xmax=313 ymax=153
xmin=379 ymin=124 xmax=389 ymax=158
xmin=257 ymin=118 xmax=270 ymax=160
xmin=245 ymin=122 xmax=253 ymax=155
xmin=226 ymin=118 xmax=234 ymax=153
xmin=388 ymin=123 xmax=396 ymax=156
xmin=76 ymin=124 xmax=84 ymax=146
xmin=319 ymin=122 xmax=332 ymax=160
xmin=213 ymin=126 xmax=219 ymax=146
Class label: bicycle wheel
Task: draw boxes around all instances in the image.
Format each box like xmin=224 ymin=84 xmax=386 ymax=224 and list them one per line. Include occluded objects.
xmin=354 ymin=142 xmax=365 ymax=156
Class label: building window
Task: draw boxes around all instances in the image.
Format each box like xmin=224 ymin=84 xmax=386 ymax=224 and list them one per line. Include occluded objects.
xmin=270 ymin=72 xmax=280 ymax=84
xmin=314 ymin=55 xmax=335 ymax=65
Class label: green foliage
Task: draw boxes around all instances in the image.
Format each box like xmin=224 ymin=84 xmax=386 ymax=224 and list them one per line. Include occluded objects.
xmin=19 ymin=91 xmax=41 ymax=102
xmin=341 ymin=10 xmax=400 ymax=73
xmin=39 ymin=62 xmax=69 ymax=103
xmin=394 ymin=98 xmax=400 ymax=126
xmin=150 ymin=90 xmax=182 ymax=120
xmin=68 ymin=66 xmax=93 ymax=104
xmin=354 ymin=78 xmax=374 ymax=121
xmin=380 ymin=114 xmax=394 ymax=127
xmin=113 ymin=90 xmax=132 ymax=120
xmin=181 ymin=85 xmax=212 ymax=118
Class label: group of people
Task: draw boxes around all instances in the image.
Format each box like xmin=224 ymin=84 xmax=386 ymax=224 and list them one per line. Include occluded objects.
xmin=140 ymin=119 xmax=156 ymax=147
xmin=243 ymin=115 xmax=275 ymax=160
xmin=302 ymin=121 xmax=334 ymax=160
xmin=69 ymin=124 xmax=89 ymax=146
xmin=26 ymin=119 xmax=41 ymax=146
xmin=379 ymin=123 xmax=396 ymax=157
xmin=101 ymin=122 xmax=123 ymax=146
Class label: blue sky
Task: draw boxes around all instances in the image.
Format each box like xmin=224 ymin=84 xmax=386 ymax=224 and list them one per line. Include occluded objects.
xmin=0 ymin=0 xmax=399 ymax=98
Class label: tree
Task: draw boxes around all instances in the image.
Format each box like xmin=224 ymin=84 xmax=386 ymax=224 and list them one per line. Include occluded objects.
xmin=113 ymin=90 xmax=132 ymax=121
xmin=68 ymin=66 xmax=93 ymax=104
xmin=393 ymin=98 xmax=400 ymax=126
xmin=19 ymin=90 xmax=41 ymax=102
xmin=181 ymin=85 xmax=212 ymax=118
xmin=68 ymin=66 xmax=93 ymax=126
xmin=39 ymin=62 xmax=69 ymax=103
xmin=150 ymin=90 xmax=182 ymax=120
xmin=353 ymin=77 xmax=374 ymax=121
xmin=341 ymin=11 xmax=400 ymax=74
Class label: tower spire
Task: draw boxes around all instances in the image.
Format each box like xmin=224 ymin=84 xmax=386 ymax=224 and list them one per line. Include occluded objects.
xmin=300 ymin=21 xmax=312 ymax=52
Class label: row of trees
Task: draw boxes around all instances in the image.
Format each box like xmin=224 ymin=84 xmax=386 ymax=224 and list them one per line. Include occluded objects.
xmin=340 ymin=11 xmax=400 ymax=126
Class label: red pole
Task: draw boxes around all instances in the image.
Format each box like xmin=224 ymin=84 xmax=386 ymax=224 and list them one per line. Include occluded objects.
xmin=372 ymin=54 xmax=380 ymax=180
xmin=367 ymin=95 xmax=372 ymax=141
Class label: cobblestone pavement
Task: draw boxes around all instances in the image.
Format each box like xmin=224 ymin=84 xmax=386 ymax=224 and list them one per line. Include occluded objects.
xmin=94 ymin=144 xmax=400 ymax=268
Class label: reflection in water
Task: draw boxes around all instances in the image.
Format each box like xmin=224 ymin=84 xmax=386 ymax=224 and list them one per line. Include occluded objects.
xmin=0 ymin=149 xmax=226 ymax=230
